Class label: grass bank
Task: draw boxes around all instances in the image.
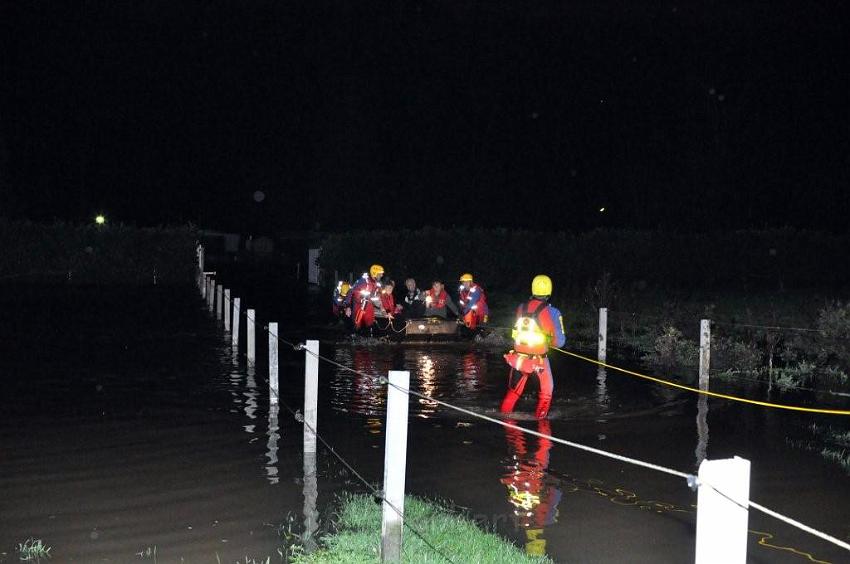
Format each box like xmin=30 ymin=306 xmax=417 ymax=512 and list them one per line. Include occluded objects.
xmin=0 ymin=219 xmax=198 ymax=285
xmin=292 ymin=493 xmax=551 ymax=564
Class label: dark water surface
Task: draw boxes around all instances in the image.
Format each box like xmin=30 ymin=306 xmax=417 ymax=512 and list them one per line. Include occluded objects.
xmin=1 ymin=287 xmax=849 ymax=563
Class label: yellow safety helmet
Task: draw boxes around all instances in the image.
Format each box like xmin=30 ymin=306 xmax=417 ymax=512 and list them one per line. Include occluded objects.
xmin=531 ymin=274 xmax=552 ymax=297
xmin=369 ymin=264 xmax=385 ymax=278
xmin=338 ymin=281 xmax=351 ymax=297
xmin=459 ymin=273 xmax=474 ymax=282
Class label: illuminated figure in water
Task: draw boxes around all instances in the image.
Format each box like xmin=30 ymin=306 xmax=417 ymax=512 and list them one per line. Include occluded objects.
xmin=501 ymin=418 xmax=562 ymax=556
xmin=501 ymin=274 xmax=566 ymax=419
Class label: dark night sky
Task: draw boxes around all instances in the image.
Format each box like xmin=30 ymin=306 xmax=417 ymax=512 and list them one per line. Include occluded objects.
xmin=1 ymin=1 xmax=848 ymax=233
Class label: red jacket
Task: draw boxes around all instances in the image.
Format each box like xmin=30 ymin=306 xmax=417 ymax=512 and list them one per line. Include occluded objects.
xmin=380 ymin=291 xmax=399 ymax=315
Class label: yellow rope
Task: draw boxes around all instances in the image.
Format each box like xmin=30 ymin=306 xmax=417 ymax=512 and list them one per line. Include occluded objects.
xmin=551 ymin=347 xmax=850 ymax=416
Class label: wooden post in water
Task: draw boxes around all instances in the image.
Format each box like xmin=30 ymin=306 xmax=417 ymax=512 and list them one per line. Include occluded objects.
xmin=232 ymin=297 xmax=241 ymax=347
xmin=224 ymin=289 xmax=231 ymax=331
xmin=269 ymin=322 xmax=279 ymax=403
xmin=303 ymin=340 xmax=319 ymax=454
xmin=699 ymin=319 xmax=711 ymax=389
xmin=215 ymin=285 xmax=223 ymax=320
xmin=197 ymin=244 xmax=205 ymax=290
xmin=247 ymin=309 xmax=256 ymax=366
xmin=598 ymin=307 xmax=608 ymax=363
xmin=201 ymin=274 xmax=208 ymax=299
xmin=207 ymin=279 xmax=214 ymax=310
xmin=381 ymin=370 xmax=410 ymax=563
xmin=695 ymin=456 xmax=750 ymax=564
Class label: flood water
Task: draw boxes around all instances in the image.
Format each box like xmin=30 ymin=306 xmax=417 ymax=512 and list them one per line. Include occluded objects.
xmin=1 ymin=286 xmax=849 ymax=563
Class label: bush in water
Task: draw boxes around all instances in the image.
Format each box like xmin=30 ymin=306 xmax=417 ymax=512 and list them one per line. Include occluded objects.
xmin=0 ymin=219 xmax=198 ymax=285
xmin=318 ymin=227 xmax=850 ymax=294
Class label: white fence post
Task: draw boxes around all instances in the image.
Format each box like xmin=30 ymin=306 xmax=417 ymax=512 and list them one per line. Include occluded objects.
xmin=201 ymin=274 xmax=208 ymax=299
xmin=197 ymin=245 xmax=205 ymax=289
xmin=303 ymin=340 xmax=319 ymax=454
xmin=207 ymin=279 xmax=214 ymax=311
xmin=224 ymin=289 xmax=231 ymax=331
xmin=269 ymin=322 xmax=279 ymax=403
xmin=232 ymin=297 xmax=241 ymax=347
xmin=303 ymin=449 xmax=319 ymax=551
xmin=216 ymin=285 xmax=223 ymax=319
xmin=598 ymin=307 xmax=608 ymax=363
xmin=699 ymin=319 xmax=711 ymax=389
xmin=247 ymin=309 xmax=256 ymax=366
xmin=695 ymin=396 xmax=709 ymax=467
xmin=381 ymin=370 xmax=410 ymax=563
xmin=695 ymin=456 xmax=750 ymax=564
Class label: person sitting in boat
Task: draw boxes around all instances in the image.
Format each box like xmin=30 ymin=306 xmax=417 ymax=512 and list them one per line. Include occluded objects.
xmin=458 ymin=273 xmax=489 ymax=330
xmin=332 ymin=280 xmax=351 ymax=319
xmin=423 ymin=280 xmax=459 ymax=319
xmin=378 ymin=279 xmax=402 ymax=320
xmin=401 ymin=278 xmax=424 ymax=319
xmin=344 ymin=264 xmax=384 ymax=331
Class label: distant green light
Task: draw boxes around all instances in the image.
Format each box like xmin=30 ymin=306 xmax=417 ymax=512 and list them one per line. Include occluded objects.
xmin=95 ymin=215 xmax=106 ymax=225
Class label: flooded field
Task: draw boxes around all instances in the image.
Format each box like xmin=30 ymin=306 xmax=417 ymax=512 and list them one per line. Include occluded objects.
xmin=1 ymin=286 xmax=849 ymax=563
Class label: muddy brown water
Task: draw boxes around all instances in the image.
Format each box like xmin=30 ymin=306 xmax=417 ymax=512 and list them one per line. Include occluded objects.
xmin=1 ymin=287 xmax=849 ymax=563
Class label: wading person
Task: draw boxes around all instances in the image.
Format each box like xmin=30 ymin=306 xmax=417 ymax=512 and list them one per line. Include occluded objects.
xmin=501 ymin=274 xmax=566 ymax=419
xmin=423 ymin=280 xmax=459 ymax=319
xmin=332 ymin=280 xmax=350 ymax=320
xmin=458 ymin=273 xmax=489 ymax=330
xmin=344 ymin=264 xmax=384 ymax=332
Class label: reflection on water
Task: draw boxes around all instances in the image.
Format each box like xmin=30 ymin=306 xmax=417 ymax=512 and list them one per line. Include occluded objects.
xmin=331 ymin=347 xmax=496 ymax=418
xmin=596 ymin=367 xmax=610 ymax=409
xmin=244 ymin=367 xmax=259 ymax=433
xmin=266 ymin=401 xmax=279 ymax=484
xmin=500 ymin=419 xmax=562 ymax=558
xmin=330 ymin=348 xmax=388 ymax=416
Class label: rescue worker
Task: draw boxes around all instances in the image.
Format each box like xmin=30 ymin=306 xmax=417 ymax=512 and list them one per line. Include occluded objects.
xmin=401 ymin=278 xmax=424 ymax=318
xmin=344 ymin=264 xmax=384 ymax=331
xmin=423 ymin=280 xmax=459 ymax=319
xmin=500 ymin=418 xmax=562 ymax=556
xmin=332 ymin=280 xmax=351 ymax=319
xmin=458 ymin=273 xmax=489 ymax=330
xmin=501 ymin=274 xmax=566 ymax=419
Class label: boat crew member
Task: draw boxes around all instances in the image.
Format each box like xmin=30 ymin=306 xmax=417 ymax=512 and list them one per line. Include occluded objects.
xmin=344 ymin=264 xmax=384 ymax=331
xmin=458 ymin=273 xmax=489 ymax=330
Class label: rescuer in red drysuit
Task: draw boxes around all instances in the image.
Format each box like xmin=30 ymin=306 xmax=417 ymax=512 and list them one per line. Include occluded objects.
xmin=332 ymin=280 xmax=351 ymax=319
xmin=457 ymin=273 xmax=489 ymax=330
xmin=344 ymin=264 xmax=384 ymax=331
xmin=500 ymin=418 xmax=562 ymax=557
xmin=501 ymin=274 xmax=566 ymax=419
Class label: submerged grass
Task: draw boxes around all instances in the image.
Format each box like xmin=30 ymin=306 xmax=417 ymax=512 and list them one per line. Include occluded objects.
xmin=16 ymin=538 xmax=51 ymax=562
xmin=292 ymin=493 xmax=551 ymax=564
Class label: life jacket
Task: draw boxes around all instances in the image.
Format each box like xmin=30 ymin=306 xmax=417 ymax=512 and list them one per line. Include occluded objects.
xmin=404 ymin=288 xmax=422 ymax=305
xmin=512 ymin=300 xmax=550 ymax=355
xmin=353 ymin=277 xmax=381 ymax=309
xmin=459 ymin=283 xmax=488 ymax=315
xmin=424 ymin=289 xmax=447 ymax=310
xmin=380 ymin=291 xmax=395 ymax=313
